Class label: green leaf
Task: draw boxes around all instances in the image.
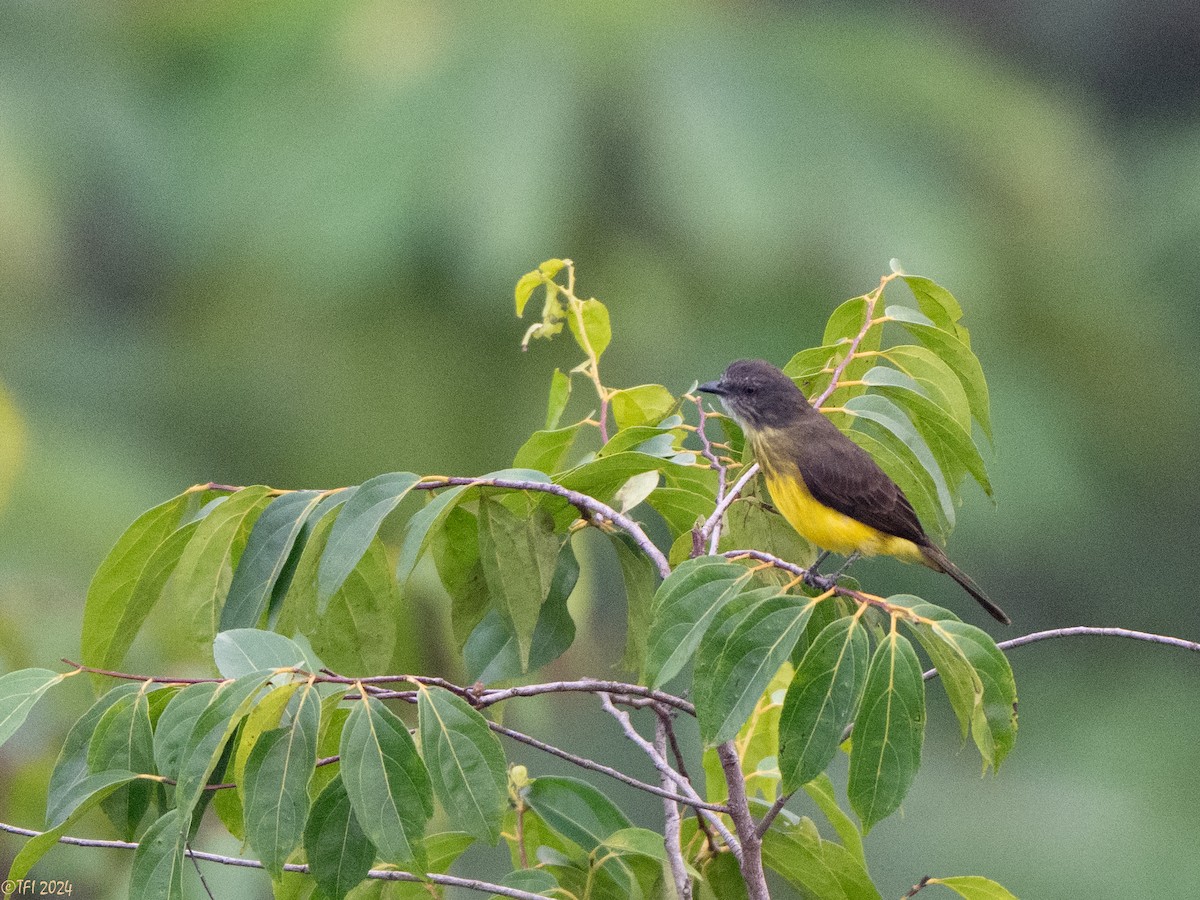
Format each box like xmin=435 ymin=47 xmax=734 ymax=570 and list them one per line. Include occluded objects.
xmin=82 ymin=493 xmax=189 ymax=673
xmin=927 ymin=875 xmax=1019 ymax=900
xmin=871 ymin=381 xmax=992 ymax=498
xmin=899 ymin=275 xmax=965 ymax=336
xmin=717 ymin=500 xmax=816 ymax=571
xmin=130 ymin=810 xmax=188 ymax=900
xmin=243 ymin=681 xmax=321 ymax=878
xmin=610 ymin=532 xmax=659 ymax=674
xmin=340 ymin=693 xmax=433 ymax=867
xmin=153 ymin=682 xmax=221 ymax=780
xmin=823 ymin=296 xmax=870 ymax=346
xmin=881 ymin=345 xmax=972 ymax=432
xmin=783 ymin=345 xmax=840 ymax=380
xmin=515 ymin=270 xmax=543 ymax=316
xmin=165 ymin=486 xmax=272 ymax=653
xmin=417 ymin=685 xmax=507 ymax=843
xmin=644 ymin=486 xmax=712 ymax=537
xmin=779 ymin=615 xmax=871 ymax=791
xmin=0 ymin=668 xmax=64 ymax=749
xmin=221 ymin=490 xmax=324 ymax=631
xmin=896 ymin=319 xmax=992 ymax=439
xmin=489 ymin=869 xmax=560 ymax=899
xmin=847 ymin=631 xmax=926 ymax=832
xmin=213 ymin=629 xmax=311 ymax=678
xmin=513 ymin=425 xmax=581 ymax=475
xmin=46 ymin=683 xmax=142 ymax=826
xmin=477 ymin=494 xmax=562 ymax=670
xmin=802 ymin=773 xmax=866 ymax=869
xmin=609 ymin=384 xmax=676 ymax=430
xmin=895 ymin=597 xmax=1017 ymax=770
xmin=545 ymin=368 xmax=572 ymax=430
xmin=319 ymin=472 xmax=420 ymax=605
xmin=433 ymin=506 xmax=489 ymax=648
xmin=599 ymin=826 xmax=668 ymax=863
xmin=843 ymin=393 xmax=955 ymax=524
xmin=695 ymin=592 xmax=815 ymax=746
xmin=305 ymin=777 xmax=377 ymax=900
xmin=464 ymin=541 xmax=578 ymax=683
xmin=568 ymin=297 xmax=611 ymax=359
xmin=525 ymin=775 xmax=632 ymax=852
xmin=761 ymin=818 xmax=881 ymax=900
xmin=643 ymin=556 xmax=749 ymax=689
xmin=88 ymin=688 xmax=156 ymax=839
xmin=175 ymin=671 xmax=274 ymax=817
xmin=7 ymin=771 xmax=139 ymax=894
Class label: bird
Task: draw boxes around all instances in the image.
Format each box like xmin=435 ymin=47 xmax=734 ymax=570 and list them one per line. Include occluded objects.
xmin=698 ymin=358 xmax=1010 ymax=624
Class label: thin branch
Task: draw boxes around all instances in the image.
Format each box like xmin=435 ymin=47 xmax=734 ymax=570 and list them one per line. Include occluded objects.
xmin=812 ymin=275 xmax=892 ymax=409
xmin=0 ymin=822 xmax=554 ymax=900
xmin=700 ymin=463 xmax=759 ymax=548
xmin=661 ymin=708 xmax=718 ymax=852
xmin=476 ymin=679 xmax=695 ymax=716
xmin=903 ymin=875 xmax=933 ymax=897
xmin=657 ymin=713 xmax=693 ymax=900
xmin=487 ymin=719 xmax=727 ymax=813
xmin=754 ymin=790 xmax=794 ymax=838
xmin=598 ymin=693 xmax=740 ymax=857
xmin=715 ymin=741 xmax=769 ymax=900
xmin=996 ymin=626 xmax=1200 ymax=655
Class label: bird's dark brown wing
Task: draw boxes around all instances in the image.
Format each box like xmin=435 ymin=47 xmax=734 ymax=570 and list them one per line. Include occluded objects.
xmin=791 ymin=415 xmax=930 ymax=546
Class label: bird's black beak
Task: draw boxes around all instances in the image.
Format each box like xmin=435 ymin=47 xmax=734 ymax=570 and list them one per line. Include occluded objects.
xmin=697 ymin=380 xmax=724 ymax=396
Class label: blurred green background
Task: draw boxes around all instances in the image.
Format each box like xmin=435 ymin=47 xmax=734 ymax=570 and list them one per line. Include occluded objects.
xmin=3 ymin=0 xmax=1200 ymax=896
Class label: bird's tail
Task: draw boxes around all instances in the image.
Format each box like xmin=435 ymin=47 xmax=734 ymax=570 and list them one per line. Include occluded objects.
xmin=919 ymin=543 xmax=1011 ymax=625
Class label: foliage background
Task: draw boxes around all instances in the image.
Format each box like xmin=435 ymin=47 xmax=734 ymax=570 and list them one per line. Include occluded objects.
xmin=2 ymin=0 xmax=1199 ymax=896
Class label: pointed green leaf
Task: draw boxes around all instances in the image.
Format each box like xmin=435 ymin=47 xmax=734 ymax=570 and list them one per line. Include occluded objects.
xmin=513 ymin=425 xmax=581 ymax=475
xmin=7 ymin=771 xmax=140 ymax=895
xmin=166 ymin=486 xmax=272 ymax=653
xmin=847 ymin=631 xmax=925 ymax=832
xmin=802 ymin=773 xmax=866 ymax=869
xmin=515 ymin=270 xmax=543 ymax=316
xmin=609 ymin=384 xmax=676 ymax=430
xmin=823 ymin=296 xmax=870 ymax=345
xmin=784 ymin=345 xmax=840 ymax=380
xmin=896 ymin=320 xmax=991 ymax=439
xmin=610 ymin=532 xmax=659 ymax=674
xmin=644 ymin=486 xmax=712 ymax=537
xmin=899 ymin=275 xmax=965 ymax=336
xmin=490 ymin=868 xmax=560 ymax=898
xmin=213 ymin=629 xmax=311 ymax=678
xmin=0 ymin=668 xmax=64 ymax=749
xmin=153 ymin=682 xmax=221 ymax=780
xmin=340 ymin=693 xmax=433 ymax=867
xmin=130 ymin=810 xmax=188 ymax=900
xmin=525 ymin=775 xmax=632 ymax=852
xmin=761 ymin=818 xmax=881 ymax=900
xmin=780 ymin=615 xmax=871 ymax=791
xmin=643 ymin=556 xmax=749 ymax=689
xmin=319 ymin=472 xmax=420 ymax=604
xmin=305 ymin=776 xmax=376 ymax=900
xmin=882 ymin=345 xmax=972 ymax=432
xmin=927 ymin=875 xmax=1019 ymax=899
xmin=477 ymin=494 xmax=562 ymax=670
xmin=82 ymin=493 xmax=190 ymax=672
xmin=88 ymin=687 xmax=156 ymax=838
xmin=545 ymin=367 xmax=572 ymax=430
xmin=417 ymin=685 xmax=507 ymax=843
xmin=175 ymin=672 xmax=274 ymax=816
xmin=221 ymin=491 xmax=324 ymax=631
xmin=695 ymin=593 xmax=815 ymax=746
xmin=464 ymin=541 xmax=578 ymax=683
xmin=568 ymin=297 xmax=611 ymax=359
xmin=243 ymin=682 xmax=321 ymax=878
xmin=433 ymin=506 xmax=489 ymax=648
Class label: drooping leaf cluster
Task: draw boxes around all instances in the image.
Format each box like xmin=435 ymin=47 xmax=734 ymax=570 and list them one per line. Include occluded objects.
xmin=0 ymin=260 xmax=1017 ymax=899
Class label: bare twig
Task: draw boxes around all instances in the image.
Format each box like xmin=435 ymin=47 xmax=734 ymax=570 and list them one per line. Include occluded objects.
xmin=657 ymin=714 xmax=693 ymax=900
xmin=754 ymin=790 xmax=794 ymax=838
xmin=598 ymin=693 xmax=739 ymax=857
xmin=701 ymin=463 xmax=760 ymax=550
xmin=476 ymin=679 xmax=695 ymax=716
xmin=487 ymin=719 xmax=726 ymax=813
xmin=715 ymin=741 xmax=769 ymax=900
xmin=661 ymin=708 xmax=718 ymax=851
xmin=996 ymin=626 xmax=1200 ymax=655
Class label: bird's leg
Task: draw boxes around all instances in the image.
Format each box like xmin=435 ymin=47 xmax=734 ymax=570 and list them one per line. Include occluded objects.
xmin=829 ymin=552 xmax=862 ymax=582
xmin=803 ymin=550 xmax=833 ymax=588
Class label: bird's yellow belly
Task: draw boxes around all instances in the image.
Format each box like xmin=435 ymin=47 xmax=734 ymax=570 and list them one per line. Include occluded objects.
xmin=763 ymin=466 xmax=923 ymax=562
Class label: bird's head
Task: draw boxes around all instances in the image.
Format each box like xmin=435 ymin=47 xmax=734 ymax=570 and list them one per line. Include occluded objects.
xmin=697 ymin=359 xmax=809 ymax=430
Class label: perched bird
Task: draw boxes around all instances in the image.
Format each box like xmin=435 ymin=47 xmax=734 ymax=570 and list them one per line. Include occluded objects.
xmin=699 ymin=358 xmax=1009 ymax=624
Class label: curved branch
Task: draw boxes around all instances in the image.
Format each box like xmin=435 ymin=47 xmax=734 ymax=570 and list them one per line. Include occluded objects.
xmin=0 ymin=822 xmax=550 ymax=900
